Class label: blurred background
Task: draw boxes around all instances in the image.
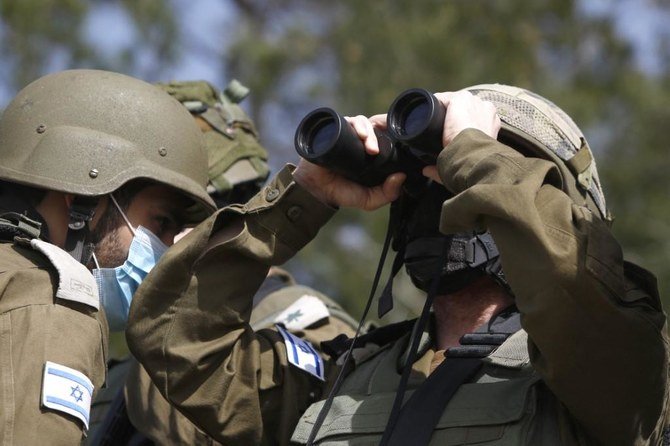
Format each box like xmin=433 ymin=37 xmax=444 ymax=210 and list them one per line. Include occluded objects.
xmin=1 ymin=0 xmax=669 ymax=342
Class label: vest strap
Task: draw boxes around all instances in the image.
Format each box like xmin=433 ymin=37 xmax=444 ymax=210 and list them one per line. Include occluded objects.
xmin=383 ymin=357 xmax=483 ymax=446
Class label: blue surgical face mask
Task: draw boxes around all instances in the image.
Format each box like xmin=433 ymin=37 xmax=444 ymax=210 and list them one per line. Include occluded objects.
xmin=92 ymin=195 xmax=169 ymax=331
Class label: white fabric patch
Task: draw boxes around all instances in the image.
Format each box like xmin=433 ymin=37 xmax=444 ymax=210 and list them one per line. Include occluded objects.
xmin=30 ymin=239 xmax=99 ymax=310
xmin=276 ymin=324 xmax=325 ymax=381
xmin=41 ymin=361 xmax=94 ymax=429
xmin=273 ymin=295 xmax=330 ymax=331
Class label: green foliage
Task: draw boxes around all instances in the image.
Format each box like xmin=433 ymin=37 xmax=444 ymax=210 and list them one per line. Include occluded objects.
xmin=0 ymin=0 xmax=90 ymax=88
xmin=0 ymin=0 xmax=178 ymax=91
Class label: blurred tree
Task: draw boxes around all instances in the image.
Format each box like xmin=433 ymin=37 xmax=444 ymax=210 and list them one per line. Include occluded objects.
xmin=0 ymin=0 xmax=177 ymax=91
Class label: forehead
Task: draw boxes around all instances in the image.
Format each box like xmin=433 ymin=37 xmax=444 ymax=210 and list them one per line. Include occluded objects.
xmin=127 ymin=184 xmax=192 ymax=217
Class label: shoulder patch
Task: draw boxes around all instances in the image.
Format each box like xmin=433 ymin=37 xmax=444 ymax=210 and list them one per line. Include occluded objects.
xmin=276 ymin=324 xmax=325 ymax=381
xmin=41 ymin=361 xmax=94 ymax=429
xmin=273 ymin=294 xmax=330 ymax=330
xmin=483 ymin=329 xmax=530 ymax=369
xmin=30 ymin=239 xmax=99 ymax=310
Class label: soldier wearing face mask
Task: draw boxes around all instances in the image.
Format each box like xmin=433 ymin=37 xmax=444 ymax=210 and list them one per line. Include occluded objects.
xmin=86 ymin=80 xmax=359 ymax=445
xmin=0 ymin=69 xmax=215 ymax=445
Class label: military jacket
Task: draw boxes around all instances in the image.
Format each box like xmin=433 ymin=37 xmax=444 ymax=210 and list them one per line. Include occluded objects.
xmin=86 ymin=268 xmax=357 ymax=445
xmin=127 ymin=129 xmax=669 ymax=445
xmin=0 ymin=238 xmax=108 ymax=445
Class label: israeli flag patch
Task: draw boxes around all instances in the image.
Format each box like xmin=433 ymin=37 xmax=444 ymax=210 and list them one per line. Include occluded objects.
xmin=276 ymin=324 xmax=325 ymax=381
xmin=41 ymin=361 xmax=94 ymax=429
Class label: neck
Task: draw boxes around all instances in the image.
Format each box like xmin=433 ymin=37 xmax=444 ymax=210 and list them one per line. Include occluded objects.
xmin=35 ymin=191 xmax=71 ymax=247
xmin=433 ymin=276 xmax=514 ymax=350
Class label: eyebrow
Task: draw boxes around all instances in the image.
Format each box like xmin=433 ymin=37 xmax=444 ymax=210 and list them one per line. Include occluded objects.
xmin=149 ymin=198 xmax=189 ymax=226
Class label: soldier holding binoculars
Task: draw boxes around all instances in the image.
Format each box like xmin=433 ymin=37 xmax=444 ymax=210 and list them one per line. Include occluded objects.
xmin=128 ymin=85 xmax=669 ymax=445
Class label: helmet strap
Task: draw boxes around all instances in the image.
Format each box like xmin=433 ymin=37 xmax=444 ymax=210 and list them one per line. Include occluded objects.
xmin=64 ymin=196 xmax=98 ymax=265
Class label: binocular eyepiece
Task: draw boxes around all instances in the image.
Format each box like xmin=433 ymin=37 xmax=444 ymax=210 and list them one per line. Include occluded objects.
xmin=294 ymin=88 xmax=445 ymax=187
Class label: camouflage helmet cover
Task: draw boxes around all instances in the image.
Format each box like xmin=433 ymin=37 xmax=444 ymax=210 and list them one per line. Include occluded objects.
xmin=467 ymin=84 xmax=609 ymax=222
xmin=155 ymin=79 xmax=270 ymax=206
xmin=0 ymin=69 xmax=216 ymax=223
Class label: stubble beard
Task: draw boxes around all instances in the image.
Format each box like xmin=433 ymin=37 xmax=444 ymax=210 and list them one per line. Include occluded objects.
xmin=87 ymin=205 xmax=130 ymax=269
xmin=93 ymin=228 xmax=129 ymax=269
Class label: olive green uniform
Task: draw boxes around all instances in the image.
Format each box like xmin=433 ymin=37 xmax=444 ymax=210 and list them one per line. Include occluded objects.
xmin=125 ymin=273 xmax=356 ymax=445
xmin=127 ymin=129 xmax=669 ymax=445
xmin=87 ymin=268 xmax=357 ymax=445
xmin=0 ymin=239 xmax=108 ymax=445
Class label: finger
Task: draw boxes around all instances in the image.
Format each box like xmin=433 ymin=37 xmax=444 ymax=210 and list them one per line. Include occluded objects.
xmin=363 ymin=172 xmax=406 ymax=211
xmin=422 ymin=166 xmax=443 ymax=184
xmin=344 ymin=115 xmax=368 ymax=138
xmin=382 ymin=172 xmax=406 ymax=202
xmin=346 ymin=115 xmax=379 ymax=154
xmin=433 ymin=91 xmax=457 ymax=109
xmin=369 ymin=113 xmax=387 ymax=130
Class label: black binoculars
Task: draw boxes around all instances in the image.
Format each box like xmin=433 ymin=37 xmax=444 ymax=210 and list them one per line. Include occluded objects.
xmin=294 ymin=88 xmax=445 ymax=187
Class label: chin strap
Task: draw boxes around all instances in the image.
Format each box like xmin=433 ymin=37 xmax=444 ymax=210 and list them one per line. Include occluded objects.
xmin=64 ymin=196 xmax=99 ymax=265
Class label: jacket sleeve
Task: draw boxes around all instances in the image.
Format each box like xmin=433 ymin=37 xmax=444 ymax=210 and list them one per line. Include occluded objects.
xmin=126 ymin=166 xmax=339 ymax=446
xmin=436 ymin=129 xmax=669 ymax=445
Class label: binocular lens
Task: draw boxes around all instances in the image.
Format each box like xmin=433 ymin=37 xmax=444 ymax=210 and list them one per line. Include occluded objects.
xmin=309 ymin=118 xmax=338 ymax=156
xmin=295 ymin=109 xmax=340 ymax=157
xmin=402 ymin=100 xmax=431 ymax=137
xmin=388 ymin=88 xmax=445 ymax=156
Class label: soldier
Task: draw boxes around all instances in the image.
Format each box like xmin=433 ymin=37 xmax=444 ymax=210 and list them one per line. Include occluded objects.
xmin=88 ymin=80 xmax=358 ymax=445
xmin=127 ymin=84 xmax=669 ymax=445
xmin=0 ymin=69 xmax=215 ymax=445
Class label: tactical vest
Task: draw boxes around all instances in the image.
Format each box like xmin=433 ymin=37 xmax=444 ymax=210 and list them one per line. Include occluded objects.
xmin=291 ymin=315 xmax=564 ymax=445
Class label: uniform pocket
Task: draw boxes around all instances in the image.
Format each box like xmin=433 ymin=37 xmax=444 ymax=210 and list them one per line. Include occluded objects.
xmin=291 ymin=377 xmax=541 ymax=445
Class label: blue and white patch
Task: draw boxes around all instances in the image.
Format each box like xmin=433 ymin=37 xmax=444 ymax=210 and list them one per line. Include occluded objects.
xmin=276 ymin=324 xmax=325 ymax=381
xmin=41 ymin=361 xmax=94 ymax=429
xmin=273 ymin=294 xmax=330 ymax=331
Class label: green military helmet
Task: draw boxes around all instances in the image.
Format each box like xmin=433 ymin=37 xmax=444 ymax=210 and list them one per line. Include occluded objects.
xmin=155 ymin=79 xmax=270 ymax=207
xmin=0 ymin=69 xmax=216 ymax=223
xmin=466 ymin=84 xmax=610 ymax=223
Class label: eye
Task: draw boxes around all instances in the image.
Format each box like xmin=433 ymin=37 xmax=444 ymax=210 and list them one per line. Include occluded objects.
xmin=154 ymin=214 xmax=179 ymax=235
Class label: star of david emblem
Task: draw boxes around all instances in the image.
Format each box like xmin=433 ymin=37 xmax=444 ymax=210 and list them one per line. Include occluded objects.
xmin=70 ymin=385 xmax=84 ymax=403
xmin=285 ymin=309 xmax=303 ymax=324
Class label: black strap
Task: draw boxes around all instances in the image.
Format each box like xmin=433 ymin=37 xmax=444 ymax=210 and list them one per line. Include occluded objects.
xmin=380 ymin=306 xmax=520 ymax=445
xmin=379 ymin=290 xmax=436 ymax=446
xmin=379 ymin=237 xmax=451 ymax=446
xmin=306 ymin=211 xmax=395 ymax=446
xmin=64 ymin=196 xmax=98 ymax=265
xmin=384 ymin=357 xmax=483 ymax=446
xmin=377 ymin=243 xmax=406 ymax=318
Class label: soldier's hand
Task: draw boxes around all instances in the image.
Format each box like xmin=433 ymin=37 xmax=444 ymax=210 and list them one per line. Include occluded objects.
xmin=422 ymin=90 xmax=500 ymax=184
xmin=294 ymin=114 xmax=405 ymax=210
